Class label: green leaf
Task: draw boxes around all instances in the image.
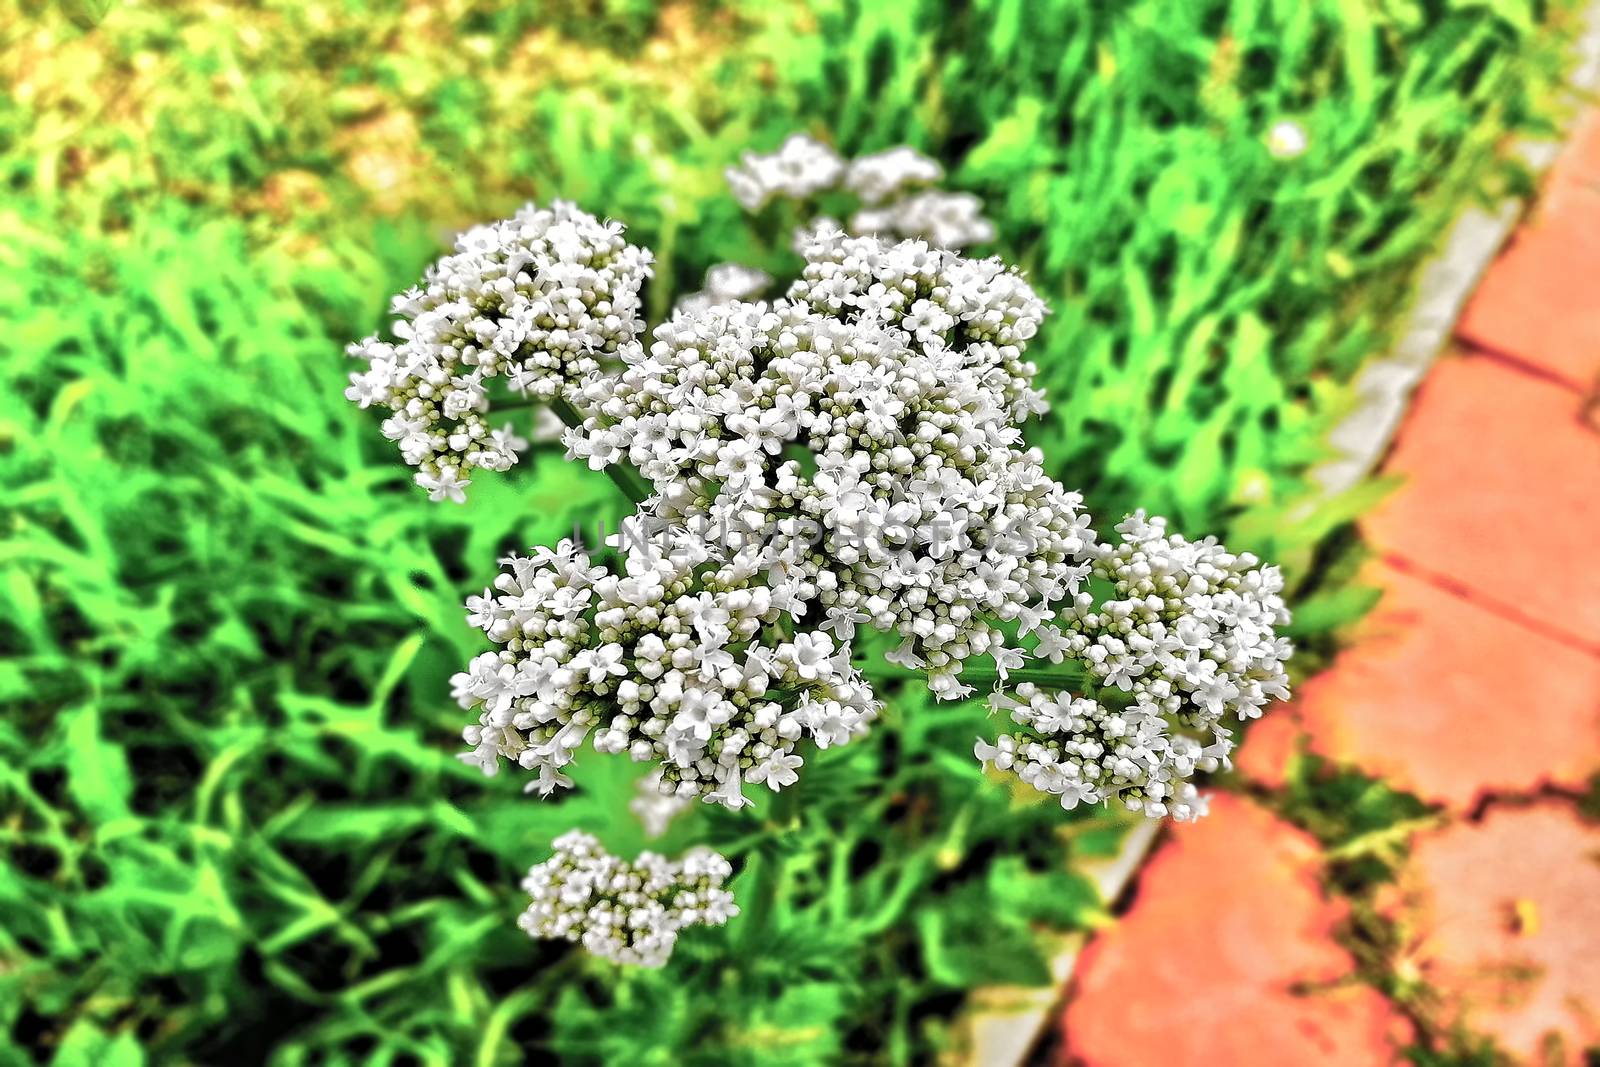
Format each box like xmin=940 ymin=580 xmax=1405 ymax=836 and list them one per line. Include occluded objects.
xmin=919 ymin=905 xmax=1052 ymax=987
xmin=988 ymin=857 xmax=1106 ymax=929
xmin=50 ymin=1023 xmax=143 ymax=1067
xmin=61 ymin=706 xmax=132 ymax=822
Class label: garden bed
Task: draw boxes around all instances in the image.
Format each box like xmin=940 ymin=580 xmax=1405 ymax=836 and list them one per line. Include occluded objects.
xmin=0 ymin=1 xmax=1584 ymax=1064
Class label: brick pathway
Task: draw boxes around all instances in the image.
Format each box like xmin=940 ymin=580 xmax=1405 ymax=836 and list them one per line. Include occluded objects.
xmin=1053 ymin=113 xmax=1600 ymax=1067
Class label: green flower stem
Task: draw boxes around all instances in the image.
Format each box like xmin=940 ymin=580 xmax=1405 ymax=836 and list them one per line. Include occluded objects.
xmin=739 ymin=784 xmax=800 ymax=946
xmin=547 ymin=395 xmax=655 ymax=506
xmin=853 ymin=656 xmax=1099 ymax=696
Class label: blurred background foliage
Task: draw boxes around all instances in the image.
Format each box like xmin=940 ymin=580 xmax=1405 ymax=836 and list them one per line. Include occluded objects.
xmin=0 ymin=0 xmax=1582 ymax=1063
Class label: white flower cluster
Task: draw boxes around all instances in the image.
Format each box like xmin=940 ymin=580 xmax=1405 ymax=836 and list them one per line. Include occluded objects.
xmin=571 ymin=229 xmax=1088 ymax=701
xmin=519 ymin=831 xmax=736 ymax=967
xmin=724 ymin=134 xmax=995 ymax=250
xmin=976 ymin=512 xmax=1292 ymax=820
xmin=843 ymin=145 xmax=945 ymax=205
xmin=786 ymin=228 xmax=1047 ymax=420
xmin=673 ymin=261 xmax=774 ymax=318
xmin=851 ymin=190 xmax=996 ymax=251
xmin=344 ymin=201 xmax=652 ymax=501
xmin=725 ymin=133 xmax=846 ymax=211
xmin=979 ymin=684 xmax=1215 ymax=822
xmin=1074 ymin=513 xmax=1293 ymax=721
xmin=453 ymin=522 xmax=879 ymax=807
xmin=333 ymin=147 xmax=1304 ymax=965
xmin=341 ymin=184 xmax=1297 ymax=960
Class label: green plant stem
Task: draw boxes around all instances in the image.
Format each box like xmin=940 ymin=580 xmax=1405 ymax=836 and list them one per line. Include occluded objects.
xmin=853 ymin=657 xmax=1096 ymax=695
xmin=547 ymin=395 xmax=655 ymax=506
xmin=740 ymin=785 xmax=800 ymax=946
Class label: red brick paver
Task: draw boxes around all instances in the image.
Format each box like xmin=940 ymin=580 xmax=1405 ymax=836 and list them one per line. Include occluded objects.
xmin=1458 ymin=109 xmax=1600 ymax=391
xmin=1273 ymin=559 xmax=1600 ymax=809
xmin=1058 ymin=795 xmax=1413 ymax=1067
xmin=1379 ymin=803 xmax=1600 ymax=1066
xmin=1360 ymin=354 xmax=1600 ymax=654
xmin=1235 ymin=704 xmax=1306 ymax=790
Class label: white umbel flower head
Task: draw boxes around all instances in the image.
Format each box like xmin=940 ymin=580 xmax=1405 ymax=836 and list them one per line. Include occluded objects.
xmin=519 ymin=831 xmax=737 ymax=967
xmin=976 ymin=512 xmax=1292 ymax=820
xmin=843 ymin=145 xmax=945 ymax=205
xmin=724 ymin=133 xmax=845 ymax=211
xmin=338 ymin=152 xmax=1304 ymax=966
xmin=569 ymin=230 xmax=1088 ymax=697
xmin=850 ymin=190 xmax=996 ymax=249
xmin=673 ymin=261 xmax=774 ymax=318
xmin=718 ymin=132 xmax=995 ymax=252
xmin=452 ymin=519 xmax=880 ymax=804
xmin=344 ymin=201 xmax=652 ymax=499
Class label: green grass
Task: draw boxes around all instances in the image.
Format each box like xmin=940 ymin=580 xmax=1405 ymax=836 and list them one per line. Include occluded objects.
xmin=0 ymin=0 xmax=1581 ymax=1063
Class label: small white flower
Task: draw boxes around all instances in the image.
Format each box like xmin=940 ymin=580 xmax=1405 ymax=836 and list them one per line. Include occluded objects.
xmin=786 ymin=632 xmax=836 ymax=681
xmin=1266 ymin=120 xmax=1309 ymax=160
xmin=1032 ymin=624 xmax=1071 ymax=663
xmin=992 ymin=642 xmax=1027 ymax=681
xmin=843 ymin=145 xmax=944 ymax=204
xmin=416 ymin=467 xmax=470 ymax=503
xmin=748 ymin=751 xmax=803 ymax=791
xmin=974 ymin=734 xmax=1018 ymax=770
xmin=465 ymin=588 xmax=497 ymax=630
xmin=581 ymin=643 xmax=627 ymax=684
